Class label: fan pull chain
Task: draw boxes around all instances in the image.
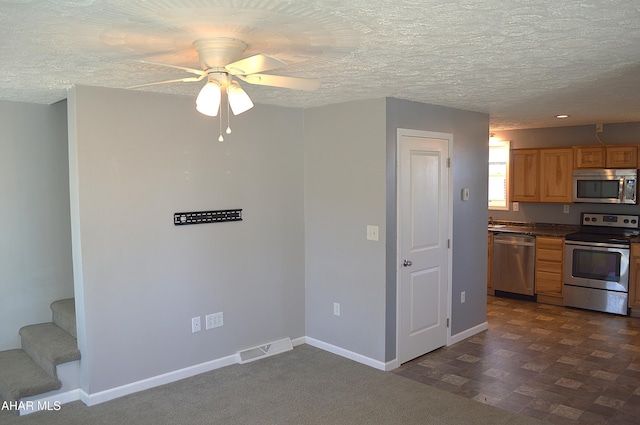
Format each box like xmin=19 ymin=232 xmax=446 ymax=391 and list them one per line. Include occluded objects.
xmin=218 ymin=102 xmax=224 ymax=142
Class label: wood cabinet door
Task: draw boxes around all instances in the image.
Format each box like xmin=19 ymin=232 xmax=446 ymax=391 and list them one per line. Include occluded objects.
xmin=540 ymin=148 xmax=573 ymax=203
xmin=511 ymin=149 xmax=539 ymax=202
xmin=574 ymin=146 xmax=605 ymax=168
xmin=536 ymin=271 xmax=563 ymax=296
xmin=487 ymin=232 xmax=493 ymax=291
xmin=629 ymin=244 xmax=640 ymax=309
xmin=535 ymin=237 xmax=564 ymax=298
xmin=606 ymin=146 xmax=637 ymax=168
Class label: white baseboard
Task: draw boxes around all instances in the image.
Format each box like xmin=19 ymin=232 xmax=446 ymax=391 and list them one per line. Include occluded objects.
xmin=79 ymin=328 xmax=487 ymax=409
xmin=448 ymin=321 xmax=488 ymax=345
xmin=18 ymin=360 xmax=82 ymax=415
xmin=80 ymin=353 xmax=237 ymax=406
xmin=19 ymin=389 xmax=80 ymax=416
xmin=290 ymin=336 xmax=306 ymax=347
xmin=304 ymin=337 xmax=389 ymax=371
xmin=80 ymin=336 xmax=309 ymax=407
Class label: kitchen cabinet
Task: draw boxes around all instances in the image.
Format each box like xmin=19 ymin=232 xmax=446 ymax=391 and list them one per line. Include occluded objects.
xmin=535 ymin=236 xmax=564 ymax=298
xmin=511 ymin=149 xmax=539 ymax=202
xmin=574 ymin=146 xmax=605 ymax=168
xmin=539 ymin=148 xmax=573 ymax=203
xmin=511 ymin=148 xmax=572 ymax=203
xmin=573 ymin=145 xmax=637 ymax=169
xmin=629 ymin=243 xmax=640 ymax=309
xmin=606 ymin=145 xmax=637 ymax=168
xmin=487 ymin=232 xmax=493 ymax=294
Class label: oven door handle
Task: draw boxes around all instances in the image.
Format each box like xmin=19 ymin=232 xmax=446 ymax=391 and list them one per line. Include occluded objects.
xmin=564 ymin=239 xmax=629 ymax=250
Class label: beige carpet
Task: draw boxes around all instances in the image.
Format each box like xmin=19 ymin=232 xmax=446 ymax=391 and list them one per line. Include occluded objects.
xmin=0 ymin=344 xmax=548 ymax=424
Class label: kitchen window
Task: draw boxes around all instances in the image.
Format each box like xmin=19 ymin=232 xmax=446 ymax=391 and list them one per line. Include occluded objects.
xmin=488 ymin=139 xmax=510 ymax=210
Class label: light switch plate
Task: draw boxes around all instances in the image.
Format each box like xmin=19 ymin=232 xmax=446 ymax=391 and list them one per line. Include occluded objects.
xmin=461 ymin=188 xmax=470 ymax=201
xmin=366 ymin=225 xmax=379 ymax=241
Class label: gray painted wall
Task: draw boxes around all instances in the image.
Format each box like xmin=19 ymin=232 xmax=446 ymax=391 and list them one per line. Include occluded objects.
xmin=68 ymin=86 xmax=305 ymax=393
xmin=0 ymin=100 xmax=73 ymax=351
xmin=304 ymin=99 xmax=388 ymax=362
xmin=490 ymin=122 xmax=640 ymax=225
xmin=3 ymin=86 xmax=491 ymax=395
xmin=385 ymin=98 xmax=490 ymax=349
xmin=304 ymin=97 xmax=490 ymax=363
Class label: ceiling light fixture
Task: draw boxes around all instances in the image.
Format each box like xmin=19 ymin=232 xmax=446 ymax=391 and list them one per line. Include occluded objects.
xmin=227 ymin=81 xmax=254 ymax=115
xmin=128 ymin=38 xmax=321 ymax=142
xmin=556 ymin=114 xmax=570 ymax=119
xmin=195 ymin=75 xmax=255 ymax=142
xmin=195 ymin=81 xmax=221 ymax=117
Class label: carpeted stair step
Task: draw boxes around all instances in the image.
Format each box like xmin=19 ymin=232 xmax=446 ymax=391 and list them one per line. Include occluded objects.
xmin=50 ymin=298 xmax=76 ymax=338
xmin=18 ymin=323 xmax=81 ymax=379
xmin=0 ymin=349 xmax=61 ymax=402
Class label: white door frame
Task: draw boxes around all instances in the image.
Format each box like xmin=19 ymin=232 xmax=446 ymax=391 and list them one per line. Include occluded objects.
xmin=395 ymin=128 xmax=453 ymax=365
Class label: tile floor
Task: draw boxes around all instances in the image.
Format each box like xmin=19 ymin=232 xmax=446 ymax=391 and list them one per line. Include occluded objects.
xmin=394 ymin=296 xmax=640 ymax=425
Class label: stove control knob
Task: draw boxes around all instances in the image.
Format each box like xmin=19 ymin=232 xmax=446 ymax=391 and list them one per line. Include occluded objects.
xmin=585 ymin=217 xmax=591 ymax=222
xmin=633 ymin=219 xmax=637 ymax=224
xmin=624 ymin=219 xmax=630 ymax=223
xmin=592 ymin=218 xmax=598 ymax=222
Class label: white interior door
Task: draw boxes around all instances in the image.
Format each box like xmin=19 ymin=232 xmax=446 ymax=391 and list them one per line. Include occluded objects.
xmin=397 ymin=129 xmax=451 ymax=364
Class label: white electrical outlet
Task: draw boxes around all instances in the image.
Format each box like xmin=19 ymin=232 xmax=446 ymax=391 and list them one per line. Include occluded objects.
xmin=563 ymin=205 xmax=570 ymax=214
xmin=333 ymin=302 xmax=341 ymax=316
xmin=206 ymin=312 xmax=223 ymax=329
xmin=461 ymin=291 xmax=466 ymax=304
xmin=512 ymin=202 xmax=519 ymax=212
xmin=191 ymin=316 xmax=201 ymax=333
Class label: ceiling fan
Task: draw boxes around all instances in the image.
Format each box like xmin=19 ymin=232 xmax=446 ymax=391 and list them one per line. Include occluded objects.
xmin=129 ymin=37 xmax=321 ymax=141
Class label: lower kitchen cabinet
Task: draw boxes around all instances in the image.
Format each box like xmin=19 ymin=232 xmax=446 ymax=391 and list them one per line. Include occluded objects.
xmin=629 ymin=243 xmax=640 ymax=309
xmin=488 ymin=232 xmax=493 ymax=295
xmin=535 ymin=236 xmax=564 ymax=298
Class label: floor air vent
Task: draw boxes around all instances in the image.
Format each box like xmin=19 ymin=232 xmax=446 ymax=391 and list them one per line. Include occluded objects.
xmin=237 ymin=337 xmax=293 ymax=364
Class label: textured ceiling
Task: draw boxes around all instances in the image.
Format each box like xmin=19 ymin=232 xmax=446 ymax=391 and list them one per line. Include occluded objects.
xmin=1 ymin=0 xmax=639 ymax=130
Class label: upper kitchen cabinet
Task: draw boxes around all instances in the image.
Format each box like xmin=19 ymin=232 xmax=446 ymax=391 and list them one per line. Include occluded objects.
xmin=511 ymin=149 xmax=539 ymax=202
xmin=539 ymin=148 xmax=573 ymax=203
xmin=511 ymin=148 xmax=573 ymax=203
xmin=574 ymin=145 xmax=638 ymax=169
xmin=606 ymin=145 xmax=637 ymax=168
xmin=574 ymin=146 xmax=605 ymax=168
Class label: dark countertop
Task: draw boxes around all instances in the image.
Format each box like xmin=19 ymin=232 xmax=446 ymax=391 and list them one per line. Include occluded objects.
xmin=488 ymin=221 xmax=580 ymax=238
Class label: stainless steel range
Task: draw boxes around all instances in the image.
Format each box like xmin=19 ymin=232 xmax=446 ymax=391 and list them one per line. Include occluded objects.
xmin=564 ymin=212 xmax=640 ymax=316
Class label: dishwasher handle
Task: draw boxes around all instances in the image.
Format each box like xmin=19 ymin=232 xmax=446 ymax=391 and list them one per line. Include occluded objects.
xmin=493 ymin=234 xmax=536 ymax=247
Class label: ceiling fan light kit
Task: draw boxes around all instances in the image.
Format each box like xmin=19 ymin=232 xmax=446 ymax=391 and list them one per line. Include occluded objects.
xmin=227 ymin=81 xmax=254 ymax=115
xmin=129 ymin=37 xmax=321 ymax=141
xmin=195 ymin=81 xmax=221 ymax=117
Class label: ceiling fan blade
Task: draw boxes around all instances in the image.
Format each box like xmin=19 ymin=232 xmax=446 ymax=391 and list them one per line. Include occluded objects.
xmin=238 ymin=74 xmax=321 ymax=91
xmin=127 ymin=75 xmax=206 ymax=89
xmin=139 ymin=60 xmax=205 ymax=76
xmin=225 ymin=54 xmax=287 ymax=76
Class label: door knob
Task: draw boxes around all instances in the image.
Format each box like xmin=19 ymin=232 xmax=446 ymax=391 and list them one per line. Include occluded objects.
xmin=403 ymin=259 xmax=412 ymax=267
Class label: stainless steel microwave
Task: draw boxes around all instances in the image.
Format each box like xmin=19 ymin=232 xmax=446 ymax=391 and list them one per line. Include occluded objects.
xmin=572 ymin=169 xmax=637 ymax=204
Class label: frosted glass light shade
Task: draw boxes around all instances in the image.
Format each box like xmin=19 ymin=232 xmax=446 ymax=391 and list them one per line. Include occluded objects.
xmin=227 ymin=82 xmax=254 ymax=115
xmin=196 ymin=82 xmax=221 ymax=116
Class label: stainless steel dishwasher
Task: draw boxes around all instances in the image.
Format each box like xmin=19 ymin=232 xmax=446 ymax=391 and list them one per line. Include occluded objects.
xmin=491 ymin=233 xmax=536 ymax=298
